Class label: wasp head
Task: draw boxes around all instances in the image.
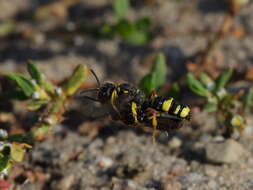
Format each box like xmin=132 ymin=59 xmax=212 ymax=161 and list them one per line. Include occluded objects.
xmin=98 ymin=83 xmax=116 ymax=103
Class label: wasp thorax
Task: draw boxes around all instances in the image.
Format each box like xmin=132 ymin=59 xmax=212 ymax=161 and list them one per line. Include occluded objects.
xmin=117 ymin=83 xmax=145 ymax=104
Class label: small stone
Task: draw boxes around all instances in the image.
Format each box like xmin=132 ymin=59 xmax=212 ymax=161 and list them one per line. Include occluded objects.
xmin=207 ymin=179 xmax=218 ymax=190
xmin=56 ymin=174 xmax=75 ymax=190
xmin=190 ymin=161 xmax=200 ymax=171
xmin=163 ymin=181 xmax=182 ymax=190
xmin=169 ymin=137 xmax=182 ymax=149
xmin=97 ymin=40 xmax=118 ymax=56
xmin=205 ymin=139 xmax=249 ymax=164
xmin=192 ymin=142 xmax=205 ymax=157
xmin=96 ymin=156 xmax=113 ymax=169
xmin=213 ymin=136 xmax=225 ymax=142
xmin=242 ymin=118 xmax=253 ymax=139
xmin=180 ymin=172 xmax=204 ymax=185
xmin=204 ymin=165 xmax=218 ymax=177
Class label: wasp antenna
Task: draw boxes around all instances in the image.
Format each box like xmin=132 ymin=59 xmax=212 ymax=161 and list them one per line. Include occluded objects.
xmin=79 ymin=88 xmax=100 ymax=95
xmin=90 ymin=69 xmax=101 ymax=87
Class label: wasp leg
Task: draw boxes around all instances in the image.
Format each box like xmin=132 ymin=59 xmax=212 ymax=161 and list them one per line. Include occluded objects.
xmin=152 ymin=113 xmax=158 ymax=144
xmin=131 ymin=102 xmax=138 ymax=124
xmin=147 ymin=110 xmax=158 ymax=144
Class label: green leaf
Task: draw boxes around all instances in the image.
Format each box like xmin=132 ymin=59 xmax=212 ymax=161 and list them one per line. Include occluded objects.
xmin=204 ymin=103 xmax=217 ymax=112
xmin=199 ymin=72 xmax=215 ymax=90
xmin=124 ymin=30 xmax=150 ymax=45
xmin=0 ymin=20 xmax=15 ymax=37
xmin=7 ymin=133 xmax=34 ymax=145
xmin=214 ymin=68 xmax=233 ymax=93
xmin=243 ymin=87 xmax=253 ymax=112
xmin=27 ymin=61 xmax=43 ymax=85
xmin=100 ymin=24 xmax=113 ymax=36
xmin=139 ymin=73 xmax=155 ymax=95
xmin=115 ymin=19 xmax=151 ymax=45
xmin=152 ymin=54 xmax=167 ymax=86
xmin=186 ymin=73 xmax=210 ymax=97
xmin=62 ymin=64 xmax=88 ymax=96
xmin=113 ymin=0 xmax=129 ymax=19
xmin=166 ymin=82 xmax=180 ymax=98
xmin=139 ymin=53 xmax=167 ymax=94
xmin=135 ymin=17 xmax=152 ymax=31
xmin=115 ymin=19 xmax=135 ymax=38
xmin=0 ymin=155 xmax=9 ymax=171
xmin=4 ymin=73 xmax=36 ymax=97
xmin=27 ymin=100 xmax=49 ymax=111
xmin=3 ymin=90 xmax=28 ymax=100
xmin=11 ymin=143 xmax=31 ymax=162
xmin=27 ymin=60 xmax=55 ymax=94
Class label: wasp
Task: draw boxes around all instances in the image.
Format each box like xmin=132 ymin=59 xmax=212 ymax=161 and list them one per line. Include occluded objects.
xmin=79 ymin=69 xmax=191 ymax=139
xmin=79 ymin=69 xmax=144 ymax=124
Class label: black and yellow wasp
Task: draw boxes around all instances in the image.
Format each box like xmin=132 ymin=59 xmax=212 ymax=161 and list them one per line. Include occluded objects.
xmin=79 ymin=69 xmax=191 ymax=138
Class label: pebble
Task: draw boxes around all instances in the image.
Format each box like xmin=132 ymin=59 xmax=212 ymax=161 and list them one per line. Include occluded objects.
xmin=242 ymin=117 xmax=253 ymax=139
xmin=96 ymin=156 xmax=113 ymax=169
xmin=97 ymin=40 xmax=118 ymax=56
xmin=169 ymin=137 xmax=182 ymax=149
xmin=213 ymin=136 xmax=225 ymax=142
xmin=192 ymin=142 xmax=205 ymax=157
xmin=163 ymin=181 xmax=182 ymax=190
xmin=207 ymin=179 xmax=218 ymax=190
xmin=179 ymin=172 xmax=205 ymax=187
xmin=204 ymin=165 xmax=218 ymax=177
xmin=205 ymin=139 xmax=249 ymax=164
xmin=56 ymin=174 xmax=75 ymax=190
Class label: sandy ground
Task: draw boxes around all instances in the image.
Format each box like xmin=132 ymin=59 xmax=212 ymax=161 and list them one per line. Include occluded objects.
xmin=1 ymin=0 xmax=253 ymax=189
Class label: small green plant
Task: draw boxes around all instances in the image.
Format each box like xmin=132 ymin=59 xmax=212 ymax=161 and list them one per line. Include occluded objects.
xmin=187 ymin=69 xmax=253 ymax=137
xmin=139 ymin=53 xmax=181 ymax=98
xmin=101 ymin=0 xmax=152 ymax=45
xmin=0 ymin=61 xmax=88 ymax=177
xmin=139 ymin=53 xmax=167 ymax=95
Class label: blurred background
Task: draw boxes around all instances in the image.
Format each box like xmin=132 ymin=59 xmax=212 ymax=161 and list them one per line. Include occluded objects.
xmin=1 ymin=0 xmax=253 ymax=189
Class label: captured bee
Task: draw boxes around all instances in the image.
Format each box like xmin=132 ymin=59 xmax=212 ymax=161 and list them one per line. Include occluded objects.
xmin=140 ymin=108 xmax=186 ymax=133
xmin=111 ymin=93 xmax=190 ymax=142
xmin=137 ymin=92 xmax=191 ymax=139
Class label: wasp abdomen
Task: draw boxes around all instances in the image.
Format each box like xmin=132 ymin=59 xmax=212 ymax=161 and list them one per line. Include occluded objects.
xmin=149 ymin=97 xmax=191 ymax=120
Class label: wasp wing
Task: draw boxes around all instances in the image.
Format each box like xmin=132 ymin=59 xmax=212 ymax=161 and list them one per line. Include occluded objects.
xmin=143 ymin=112 xmax=185 ymax=133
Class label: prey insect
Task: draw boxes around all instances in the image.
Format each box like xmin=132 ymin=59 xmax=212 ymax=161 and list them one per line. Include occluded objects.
xmin=78 ymin=69 xmax=191 ymax=140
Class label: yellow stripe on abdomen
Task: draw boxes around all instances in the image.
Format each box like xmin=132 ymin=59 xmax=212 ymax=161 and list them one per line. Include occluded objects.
xmin=162 ymin=98 xmax=173 ymax=112
xmin=173 ymin=105 xmax=181 ymax=114
xmin=180 ymin=106 xmax=190 ymax=118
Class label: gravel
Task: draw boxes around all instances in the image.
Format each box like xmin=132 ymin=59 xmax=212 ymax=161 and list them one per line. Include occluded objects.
xmin=205 ymin=139 xmax=250 ymax=164
xmin=1 ymin=0 xmax=253 ymax=189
